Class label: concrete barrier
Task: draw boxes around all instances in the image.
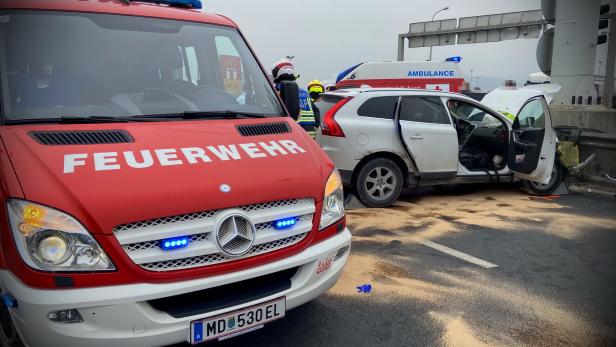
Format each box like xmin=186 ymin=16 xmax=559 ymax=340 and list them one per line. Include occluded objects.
xmin=549 ymin=105 xmax=616 ymax=135
xmin=549 ymin=105 xmax=616 ymax=177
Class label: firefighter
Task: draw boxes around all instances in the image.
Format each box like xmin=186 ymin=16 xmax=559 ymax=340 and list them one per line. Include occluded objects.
xmin=271 ymin=59 xmax=317 ymax=138
xmin=298 ymin=87 xmax=318 ymax=138
xmin=307 ymin=80 xmax=325 ymax=135
xmin=307 ymin=79 xmax=324 ymax=102
xmin=271 ymin=59 xmax=297 ymax=89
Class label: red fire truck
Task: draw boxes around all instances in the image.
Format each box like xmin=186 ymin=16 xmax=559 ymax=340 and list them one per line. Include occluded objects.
xmin=0 ymin=1 xmax=351 ymax=346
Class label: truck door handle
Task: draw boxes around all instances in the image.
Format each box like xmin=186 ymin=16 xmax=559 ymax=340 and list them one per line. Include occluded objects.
xmin=409 ymin=135 xmax=424 ymax=140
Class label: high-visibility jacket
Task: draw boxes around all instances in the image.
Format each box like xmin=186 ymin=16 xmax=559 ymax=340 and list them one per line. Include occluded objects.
xmin=298 ymin=88 xmax=317 ymax=138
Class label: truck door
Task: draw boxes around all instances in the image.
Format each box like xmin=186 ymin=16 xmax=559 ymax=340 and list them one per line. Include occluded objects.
xmin=508 ymin=96 xmax=557 ymax=183
xmin=397 ymin=96 xmax=458 ymax=178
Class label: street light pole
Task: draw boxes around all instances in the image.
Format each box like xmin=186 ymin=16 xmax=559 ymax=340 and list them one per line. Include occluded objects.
xmin=428 ymin=6 xmax=450 ymax=61
xmin=470 ymin=69 xmax=474 ymax=90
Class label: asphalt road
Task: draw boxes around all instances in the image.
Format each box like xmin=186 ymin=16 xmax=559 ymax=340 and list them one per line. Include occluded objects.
xmin=177 ymin=184 xmax=616 ymax=347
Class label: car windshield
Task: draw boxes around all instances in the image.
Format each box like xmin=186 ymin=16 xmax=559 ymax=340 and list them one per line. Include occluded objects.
xmin=0 ymin=11 xmax=284 ymax=122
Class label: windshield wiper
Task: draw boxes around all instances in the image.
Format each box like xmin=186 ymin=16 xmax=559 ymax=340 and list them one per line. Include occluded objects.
xmin=134 ymin=110 xmax=267 ymax=120
xmin=184 ymin=110 xmax=267 ymax=119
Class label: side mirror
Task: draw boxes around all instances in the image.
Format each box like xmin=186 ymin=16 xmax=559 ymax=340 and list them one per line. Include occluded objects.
xmin=279 ymin=81 xmax=300 ymax=121
xmin=525 ymin=116 xmax=536 ymax=128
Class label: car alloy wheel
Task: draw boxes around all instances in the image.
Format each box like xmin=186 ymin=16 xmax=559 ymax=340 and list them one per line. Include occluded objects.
xmin=355 ymin=157 xmax=404 ymax=208
xmin=365 ymin=167 xmax=397 ymax=201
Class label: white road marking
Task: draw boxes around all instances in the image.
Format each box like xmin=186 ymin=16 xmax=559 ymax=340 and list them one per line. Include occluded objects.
xmin=417 ymin=238 xmax=498 ymax=269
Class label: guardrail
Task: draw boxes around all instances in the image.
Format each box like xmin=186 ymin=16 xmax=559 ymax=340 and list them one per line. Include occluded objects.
xmin=555 ymin=127 xmax=616 ymax=150
xmin=555 ymin=127 xmax=616 ymax=177
xmin=578 ymin=132 xmax=616 ymax=151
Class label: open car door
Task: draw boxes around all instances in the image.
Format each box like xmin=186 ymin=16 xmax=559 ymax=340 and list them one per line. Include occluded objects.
xmin=397 ymin=96 xmax=459 ymax=179
xmin=507 ymin=96 xmax=557 ymax=184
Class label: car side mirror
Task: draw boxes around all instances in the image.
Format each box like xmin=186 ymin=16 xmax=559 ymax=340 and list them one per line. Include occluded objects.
xmin=525 ymin=116 xmax=536 ymax=128
xmin=279 ymin=81 xmax=300 ymax=121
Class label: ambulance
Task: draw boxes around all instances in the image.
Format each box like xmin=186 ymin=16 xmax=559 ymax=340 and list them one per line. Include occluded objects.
xmin=335 ymin=61 xmax=466 ymax=92
xmin=0 ymin=1 xmax=351 ymax=346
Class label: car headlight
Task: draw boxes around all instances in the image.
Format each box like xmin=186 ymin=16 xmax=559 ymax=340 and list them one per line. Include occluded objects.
xmin=320 ymin=169 xmax=345 ymax=230
xmin=6 ymin=199 xmax=115 ymax=272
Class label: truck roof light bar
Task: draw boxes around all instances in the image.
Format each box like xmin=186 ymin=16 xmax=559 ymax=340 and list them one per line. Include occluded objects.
xmin=120 ymin=0 xmax=203 ymax=9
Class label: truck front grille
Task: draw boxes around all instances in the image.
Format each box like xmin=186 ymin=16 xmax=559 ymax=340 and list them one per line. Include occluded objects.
xmin=113 ymin=199 xmax=315 ymax=272
xmin=140 ymin=233 xmax=307 ymax=272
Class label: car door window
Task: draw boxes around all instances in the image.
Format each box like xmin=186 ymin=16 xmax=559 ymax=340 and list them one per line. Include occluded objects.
xmin=316 ymin=95 xmax=344 ymax=117
xmin=515 ymin=99 xmax=546 ymax=129
xmin=447 ymin=100 xmax=502 ymax=126
xmin=399 ymin=97 xmax=450 ymax=124
xmin=357 ymin=96 xmax=398 ymax=119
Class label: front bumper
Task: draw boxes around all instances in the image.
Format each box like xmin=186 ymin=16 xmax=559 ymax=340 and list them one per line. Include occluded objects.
xmin=1 ymin=229 xmax=351 ymax=347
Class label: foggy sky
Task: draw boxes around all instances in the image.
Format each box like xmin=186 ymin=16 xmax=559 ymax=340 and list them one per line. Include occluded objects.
xmin=205 ymin=0 xmax=542 ymax=89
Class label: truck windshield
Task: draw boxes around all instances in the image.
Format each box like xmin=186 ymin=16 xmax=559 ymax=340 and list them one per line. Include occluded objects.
xmin=0 ymin=11 xmax=284 ymax=123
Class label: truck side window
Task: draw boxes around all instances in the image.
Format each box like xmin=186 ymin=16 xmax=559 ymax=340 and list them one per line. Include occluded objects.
xmin=400 ymin=97 xmax=450 ymax=124
xmin=357 ymin=96 xmax=398 ymax=119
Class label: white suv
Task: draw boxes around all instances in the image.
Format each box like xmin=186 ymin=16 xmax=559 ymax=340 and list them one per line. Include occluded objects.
xmin=315 ymin=88 xmax=561 ymax=208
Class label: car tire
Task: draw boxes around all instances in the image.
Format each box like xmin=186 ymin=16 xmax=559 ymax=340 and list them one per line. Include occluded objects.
xmin=354 ymin=158 xmax=403 ymax=208
xmin=521 ymin=162 xmax=565 ymax=196
xmin=0 ymin=302 xmax=23 ymax=347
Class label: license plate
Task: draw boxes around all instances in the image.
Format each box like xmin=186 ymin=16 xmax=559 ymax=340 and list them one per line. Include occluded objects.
xmin=190 ymin=297 xmax=286 ymax=344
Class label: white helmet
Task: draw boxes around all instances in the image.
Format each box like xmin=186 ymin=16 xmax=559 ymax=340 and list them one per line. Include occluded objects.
xmin=272 ymin=59 xmax=296 ymax=83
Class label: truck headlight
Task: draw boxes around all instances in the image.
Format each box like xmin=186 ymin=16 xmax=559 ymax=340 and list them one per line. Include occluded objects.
xmin=320 ymin=169 xmax=345 ymax=230
xmin=7 ymin=199 xmax=115 ymax=272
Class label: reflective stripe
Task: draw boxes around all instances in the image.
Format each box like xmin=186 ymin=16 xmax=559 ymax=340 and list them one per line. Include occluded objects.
xmin=298 ymin=87 xmax=316 ymax=137
xmin=298 ymin=122 xmax=317 ymax=139
xmin=301 ymin=128 xmax=316 ymax=139
xmin=298 ymin=114 xmax=316 ymax=124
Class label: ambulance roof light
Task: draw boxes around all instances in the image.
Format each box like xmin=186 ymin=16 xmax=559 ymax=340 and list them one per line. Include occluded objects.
xmin=445 ymin=56 xmax=462 ymax=63
xmin=336 ymin=63 xmax=364 ymax=84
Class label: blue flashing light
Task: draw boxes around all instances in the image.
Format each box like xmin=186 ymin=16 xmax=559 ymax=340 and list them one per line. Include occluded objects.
xmin=445 ymin=56 xmax=462 ymax=63
xmin=274 ymin=217 xmax=297 ymax=230
xmin=160 ymin=236 xmax=190 ymax=251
